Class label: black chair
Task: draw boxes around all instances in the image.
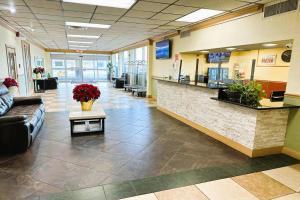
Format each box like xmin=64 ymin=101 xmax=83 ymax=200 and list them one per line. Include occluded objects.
xmin=270 ymin=91 xmax=285 ymax=102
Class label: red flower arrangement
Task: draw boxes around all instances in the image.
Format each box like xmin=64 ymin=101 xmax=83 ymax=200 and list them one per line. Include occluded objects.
xmin=73 ymin=84 xmax=100 ymax=102
xmin=3 ymin=77 xmax=18 ymax=88
xmin=33 ymin=67 xmax=45 ymax=74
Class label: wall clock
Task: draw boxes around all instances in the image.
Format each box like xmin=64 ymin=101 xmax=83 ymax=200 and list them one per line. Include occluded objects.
xmin=281 ymin=50 xmax=292 ymax=63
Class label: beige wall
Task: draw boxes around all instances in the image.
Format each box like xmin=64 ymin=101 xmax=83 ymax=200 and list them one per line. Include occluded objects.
xmin=151 ymin=11 xmax=300 ymax=96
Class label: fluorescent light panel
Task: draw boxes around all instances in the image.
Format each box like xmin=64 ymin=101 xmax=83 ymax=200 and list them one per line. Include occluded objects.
xmin=66 ymin=22 xmax=111 ymax=29
xmin=176 ymin=9 xmax=224 ymax=23
xmin=63 ymin=0 xmax=136 ymax=9
xmin=263 ymin=43 xmax=278 ymax=47
xmin=68 ymin=34 xmax=99 ymax=39
xmin=69 ymin=45 xmax=89 ymax=48
xmin=69 ymin=41 xmax=93 ymax=44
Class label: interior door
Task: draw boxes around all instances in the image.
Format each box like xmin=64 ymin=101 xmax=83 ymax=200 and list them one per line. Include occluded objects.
xmin=5 ymin=45 xmax=18 ymax=80
xmin=21 ymin=41 xmax=32 ymax=94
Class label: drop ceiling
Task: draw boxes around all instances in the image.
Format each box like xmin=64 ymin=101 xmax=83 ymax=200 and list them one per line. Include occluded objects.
xmin=0 ymin=0 xmax=273 ymax=51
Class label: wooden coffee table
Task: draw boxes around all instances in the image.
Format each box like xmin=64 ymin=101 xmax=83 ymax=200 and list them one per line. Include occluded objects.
xmin=69 ymin=105 xmax=106 ymax=137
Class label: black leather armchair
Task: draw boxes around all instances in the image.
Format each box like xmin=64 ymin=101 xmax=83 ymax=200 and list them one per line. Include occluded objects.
xmin=0 ymin=85 xmax=45 ymax=153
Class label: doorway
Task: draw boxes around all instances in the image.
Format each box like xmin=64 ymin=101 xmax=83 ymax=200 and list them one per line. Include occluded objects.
xmin=21 ymin=41 xmax=32 ymax=94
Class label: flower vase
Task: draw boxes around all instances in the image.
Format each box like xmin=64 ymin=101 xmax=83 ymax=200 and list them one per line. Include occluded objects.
xmin=8 ymin=86 xmax=19 ymax=97
xmin=81 ymin=100 xmax=94 ymax=111
xmin=36 ymin=73 xmax=42 ymax=79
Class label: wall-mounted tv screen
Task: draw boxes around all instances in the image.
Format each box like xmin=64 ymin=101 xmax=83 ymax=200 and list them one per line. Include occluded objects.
xmin=156 ymin=40 xmax=171 ymax=59
xmin=207 ymin=52 xmax=231 ymax=63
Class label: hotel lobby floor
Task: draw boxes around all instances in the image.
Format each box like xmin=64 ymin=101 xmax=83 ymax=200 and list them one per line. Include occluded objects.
xmin=0 ymin=83 xmax=298 ymax=200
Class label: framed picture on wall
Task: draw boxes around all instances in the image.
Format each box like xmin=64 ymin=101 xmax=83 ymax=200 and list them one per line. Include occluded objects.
xmin=5 ymin=45 xmax=18 ymax=80
xmin=260 ymin=54 xmax=277 ymax=65
xmin=34 ymin=56 xmax=44 ymax=67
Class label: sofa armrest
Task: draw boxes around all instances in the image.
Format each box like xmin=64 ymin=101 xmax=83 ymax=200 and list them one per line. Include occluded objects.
xmin=0 ymin=115 xmax=28 ymax=124
xmin=13 ymin=96 xmax=43 ymax=106
xmin=0 ymin=115 xmax=31 ymax=153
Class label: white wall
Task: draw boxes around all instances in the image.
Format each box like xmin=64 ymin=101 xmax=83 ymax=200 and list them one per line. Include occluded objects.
xmin=0 ymin=24 xmax=46 ymax=95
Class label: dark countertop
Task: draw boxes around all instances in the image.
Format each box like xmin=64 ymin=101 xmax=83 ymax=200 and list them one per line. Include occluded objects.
xmin=211 ymin=97 xmax=300 ymax=110
xmin=152 ymin=76 xmax=225 ymax=89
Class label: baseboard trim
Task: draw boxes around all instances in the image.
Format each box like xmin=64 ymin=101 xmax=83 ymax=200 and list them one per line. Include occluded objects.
xmin=282 ymin=147 xmax=300 ymax=160
xmin=157 ymin=106 xmax=283 ymax=158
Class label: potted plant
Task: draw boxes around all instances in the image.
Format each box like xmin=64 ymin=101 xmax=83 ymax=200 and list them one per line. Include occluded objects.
xmin=3 ymin=77 xmax=19 ymax=96
xmin=33 ymin=67 xmax=45 ymax=79
xmin=106 ymin=62 xmax=113 ymax=82
xmin=240 ymin=81 xmax=266 ymax=107
xmin=226 ymin=81 xmax=266 ymax=107
xmin=225 ymin=81 xmax=244 ymax=103
xmin=73 ymin=84 xmax=101 ymax=111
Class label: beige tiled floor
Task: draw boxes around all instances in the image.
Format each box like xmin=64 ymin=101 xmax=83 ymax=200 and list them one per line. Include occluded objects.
xmin=122 ymin=164 xmax=300 ymax=200
xmin=197 ymin=178 xmax=258 ymax=200
xmin=155 ymin=186 xmax=208 ymax=200
xmin=35 ymin=82 xmax=155 ymax=112
xmin=263 ymin=165 xmax=300 ymax=192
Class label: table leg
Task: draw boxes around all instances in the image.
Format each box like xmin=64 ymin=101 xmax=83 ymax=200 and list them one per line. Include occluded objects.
xmin=70 ymin=120 xmax=74 ymax=136
xmin=101 ymin=119 xmax=105 ymax=133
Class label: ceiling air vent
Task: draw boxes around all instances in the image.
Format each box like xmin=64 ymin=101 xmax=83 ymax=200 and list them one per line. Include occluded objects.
xmin=264 ymin=0 xmax=298 ymax=18
xmin=180 ymin=30 xmax=191 ymax=38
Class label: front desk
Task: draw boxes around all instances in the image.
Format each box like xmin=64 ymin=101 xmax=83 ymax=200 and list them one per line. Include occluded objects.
xmin=154 ymin=77 xmax=299 ymax=157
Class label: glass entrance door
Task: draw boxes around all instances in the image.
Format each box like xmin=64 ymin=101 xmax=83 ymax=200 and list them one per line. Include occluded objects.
xmin=51 ymin=53 xmax=110 ymax=83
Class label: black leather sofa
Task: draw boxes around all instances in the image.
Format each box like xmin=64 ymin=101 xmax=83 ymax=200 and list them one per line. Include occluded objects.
xmin=0 ymin=85 xmax=45 ymax=153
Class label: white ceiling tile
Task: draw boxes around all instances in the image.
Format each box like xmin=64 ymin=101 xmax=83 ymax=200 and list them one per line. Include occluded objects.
xmin=132 ymin=1 xmax=169 ymax=12
xmin=93 ymin=13 xmax=119 ymax=21
xmin=95 ymin=6 xmax=127 ymax=16
xmin=151 ymin=13 xmax=181 ymax=20
xmin=64 ymin=10 xmax=92 ymax=18
xmin=62 ymin=2 xmax=95 ymax=12
xmin=162 ymin=5 xmax=198 ymax=15
xmin=179 ymin=0 xmax=249 ymax=11
xmin=125 ymin=10 xmax=156 ymax=19
xmin=25 ymin=0 xmax=61 ymax=9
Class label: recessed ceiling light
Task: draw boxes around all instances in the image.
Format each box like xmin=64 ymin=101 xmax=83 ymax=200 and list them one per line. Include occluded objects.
xmin=69 ymin=45 xmax=90 ymax=48
xmin=176 ymin=9 xmax=224 ymax=23
xmin=66 ymin=22 xmax=111 ymax=29
xmin=68 ymin=34 xmax=99 ymax=39
xmin=62 ymin=0 xmax=136 ymax=9
xmin=69 ymin=41 xmax=93 ymax=44
xmin=226 ymin=47 xmax=236 ymax=51
xmin=200 ymin=50 xmax=209 ymax=53
xmin=263 ymin=43 xmax=278 ymax=47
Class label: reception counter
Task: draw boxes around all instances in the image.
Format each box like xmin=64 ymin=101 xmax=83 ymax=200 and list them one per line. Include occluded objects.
xmin=154 ymin=78 xmax=299 ymax=157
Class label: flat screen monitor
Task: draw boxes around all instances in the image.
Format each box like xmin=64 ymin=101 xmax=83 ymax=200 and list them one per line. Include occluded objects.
xmin=207 ymin=52 xmax=231 ymax=63
xmin=156 ymin=40 xmax=171 ymax=59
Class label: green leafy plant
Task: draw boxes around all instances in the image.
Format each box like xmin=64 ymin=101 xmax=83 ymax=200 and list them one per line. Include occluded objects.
xmin=106 ymin=62 xmax=113 ymax=73
xmin=227 ymin=81 xmax=266 ymax=107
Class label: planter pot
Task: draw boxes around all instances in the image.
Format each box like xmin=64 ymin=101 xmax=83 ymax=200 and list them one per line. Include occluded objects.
xmin=8 ymin=86 xmax=19 ymax=96
xmin=81 ymin=100 xmax=94 ymax=111
xmin=225 ymin=90 xmax=241 ymax=103
xmin=35 ymin=73 xmax=42 ymax=79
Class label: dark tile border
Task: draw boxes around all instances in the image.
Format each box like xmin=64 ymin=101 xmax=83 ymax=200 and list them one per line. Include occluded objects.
xmin=39 ymin=154 xmax=299 ymax=200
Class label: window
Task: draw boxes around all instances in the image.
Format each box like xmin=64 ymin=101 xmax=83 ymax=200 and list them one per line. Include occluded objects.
xmin=51 ymin=53 xmax=110 ymax=82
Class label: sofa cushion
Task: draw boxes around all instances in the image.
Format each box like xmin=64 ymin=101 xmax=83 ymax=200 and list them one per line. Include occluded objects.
xmin=0 ymin=98 xmax=9 ymax=116
xmin=0 ymin=84 xmax=9 ymax=96
xmin=1 ymin=93 xmax=13 ymax=109
xmin=6 ymin=104 xmax=43 ymax=132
